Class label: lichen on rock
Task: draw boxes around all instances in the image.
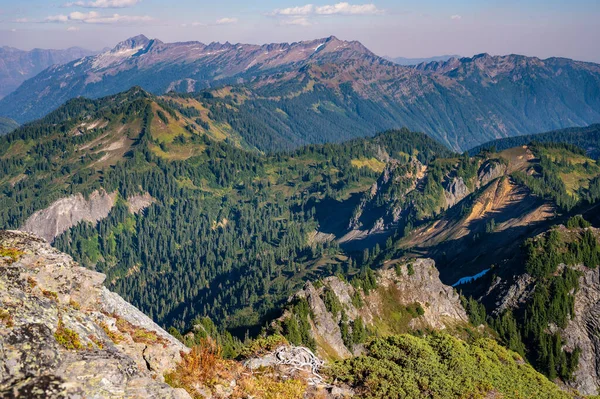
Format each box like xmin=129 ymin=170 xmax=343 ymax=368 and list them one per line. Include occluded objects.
xmin=0 ymin=230 xmax=191 ymax=398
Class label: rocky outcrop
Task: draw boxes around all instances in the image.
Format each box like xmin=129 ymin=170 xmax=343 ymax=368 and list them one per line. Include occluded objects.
xmin=562 ymin=266 xmax=600 ymax=396
xmin=127 ymin=192 xmax=156 ymax=214
xmin=291 ymin=258 xmax=468 ymax=359
xmin=477 ymin=160 xmax=507 ymax=188
xmin=489 ymin=273 xmax=536 ymax=315
xmin=346 ymin=159 xmax=423 ymax=233
xmin=298 ymin=282 xmax=352 ymax=359
xmin=0 ymin=230 xmax=191 ymax=398
xmin=444 ymin=177 xmax=470 ymax=208
xmin=19 ymin=190 xmax=157 ymax=243
xmin=20 ymin=190 xmax=117 ymax=242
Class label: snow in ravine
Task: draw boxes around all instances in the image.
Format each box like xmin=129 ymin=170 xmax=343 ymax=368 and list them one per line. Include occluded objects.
xmin=452 ymin=269 xmax=490 ymax=287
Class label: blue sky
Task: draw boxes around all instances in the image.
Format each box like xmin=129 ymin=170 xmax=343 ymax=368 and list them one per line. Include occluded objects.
xmin=1 ymin=0 xmax=598 ymax=62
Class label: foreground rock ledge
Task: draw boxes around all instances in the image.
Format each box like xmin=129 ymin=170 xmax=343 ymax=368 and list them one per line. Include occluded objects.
xmin=0 ymin=230 xmax=191 ymax=399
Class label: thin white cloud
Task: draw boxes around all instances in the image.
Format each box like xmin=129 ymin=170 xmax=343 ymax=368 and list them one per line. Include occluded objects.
xmin=63 ymin=0 xmax=141 ymax=8
xmin=15 ymin=18 xmax=29 ymax=23
xmin=272 ymin=5 xmax=314 ymax=16
xmin=10 ymin=28 xmax=17 ymax=32
xmin=67 ymin=26 xmax=80 ymax=31
xmin=46 ymin=14 xmax=70 ymax=22
xmin=280 ymin=16 xmax=312 ymax=26
xmin=316 ymin=2 xmax=382 ymax=15
xmin=216 ymin=17 xmax=238 ymax=25
xmin=450 ymin=15 xmax=462 ymax=20
xmin=69 ymin=11 xmax=99 ymax=21
xmin=181 ymin=21 xmax=206 ymax=27
xmin=45 ymin=11 xmax=153 ymax=24
xmin=271 ymin=2 xmax=382 ymax=17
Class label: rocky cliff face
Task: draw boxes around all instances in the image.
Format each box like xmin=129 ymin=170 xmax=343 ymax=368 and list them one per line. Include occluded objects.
xmin=443 ymin=177 xmax=469 ymax=208
xmin=0 ymin=230 xmax=190 ymax=398
xmin=342 ymin=155 xmax=510 ymax=247
xmin=343 ymin=158 xmax=425 ymax=241
xmin=562 ymin=266 xmax=600 ymax=396
xmin=289 ymin=258 xmax=468 ymax=359
xmin=477 ymin=159 xmax=508 ymax=188
xmin=19 ymin=190 xmax=157 ymax=243
xmin=20 ymin=190 xmax=117 ymax=243
xmin=481 ymin=227 xmax=600 ymax=396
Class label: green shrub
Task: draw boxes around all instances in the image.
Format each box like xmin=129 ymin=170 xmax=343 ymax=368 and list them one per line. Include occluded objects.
xmin=329 ymin=333 xmax=571 ymax=399
xmin=566 ymin=215 xmax=591 ymax=229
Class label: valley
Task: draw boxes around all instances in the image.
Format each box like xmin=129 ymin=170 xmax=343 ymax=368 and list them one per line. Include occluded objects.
xmin=1 ymin=81 xmax=600 ymax=396
xmin=1 ymin=7 xmax=600 ymax=395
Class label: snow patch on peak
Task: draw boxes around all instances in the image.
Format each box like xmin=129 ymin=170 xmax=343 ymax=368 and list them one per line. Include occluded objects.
xmin=92 ymin=45 xmax=144 ymax=70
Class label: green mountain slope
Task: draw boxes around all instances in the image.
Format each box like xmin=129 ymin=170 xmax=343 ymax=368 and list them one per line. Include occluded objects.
xmin=4 ymin=87 xmax=600 ymax=337
xmin=5 ymin=87 xmax=600 ymax=393
xmin=0 ymin=88 xmax=451 ymax=333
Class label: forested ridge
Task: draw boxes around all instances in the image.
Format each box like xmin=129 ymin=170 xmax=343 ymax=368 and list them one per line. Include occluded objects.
xmin=457 ymin=224 xmax=598 ymax=389
xmin=3 ymin=88 xmax=600 ymax=394
xmin=0 ymin=87 xmax=452 ymax=333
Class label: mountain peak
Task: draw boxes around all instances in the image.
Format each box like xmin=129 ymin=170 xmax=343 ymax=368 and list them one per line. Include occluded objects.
xmin=471 ymin=53 xmax=493 ymax=61
xmin=113 ymin=34 xmax=151 ymax=52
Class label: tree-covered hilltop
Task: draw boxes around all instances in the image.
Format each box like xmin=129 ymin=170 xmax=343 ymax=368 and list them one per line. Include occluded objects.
xmin=470 ymin=123 xmax=600 ymax=160
xmin=0 ymin=87 xmax=452 ymax=334
xmin=511 ymin=142 xmax=600 ymax=211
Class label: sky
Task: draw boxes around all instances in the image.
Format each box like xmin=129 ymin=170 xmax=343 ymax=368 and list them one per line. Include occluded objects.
xmin=0 ymin=0 xmax=599 ymax=62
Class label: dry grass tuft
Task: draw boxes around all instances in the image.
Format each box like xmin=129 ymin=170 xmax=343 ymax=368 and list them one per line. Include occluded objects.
xmin=164 ymin=338 xmax=222 ymax=396
xmin=113 ymin=315 xmax=167 ymax=346
xmin=42 ymin=289 xmax=58 ymax=301
xmin=165 ymin=338 xmax=312 ymax=399
xmin=238 ymin=375 xmax=306 ymax=399
xmin=100 ymin=321 xmax=124 ymax=344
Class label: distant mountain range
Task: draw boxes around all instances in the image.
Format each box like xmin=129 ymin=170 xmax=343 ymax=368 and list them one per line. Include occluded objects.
xmin=471 ymin=123 xmax=600 ymax=159
xmin=384 ymin=54 xmax=459 ymax=65
xmin=1 ymin=35 xmax=600 ymax=152
xmin=0 ymin=46 xmax=97 ymax=99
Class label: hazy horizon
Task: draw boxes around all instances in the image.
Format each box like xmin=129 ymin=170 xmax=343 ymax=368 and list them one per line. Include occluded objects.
xmin=0 ymin=0 xmax=598 ymax=63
